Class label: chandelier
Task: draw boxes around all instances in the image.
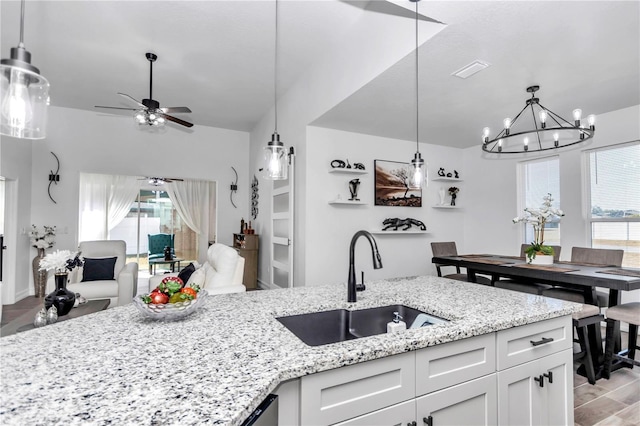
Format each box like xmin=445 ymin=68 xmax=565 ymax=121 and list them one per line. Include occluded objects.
xmin=482 ymin=85 xmax=595 ymax=154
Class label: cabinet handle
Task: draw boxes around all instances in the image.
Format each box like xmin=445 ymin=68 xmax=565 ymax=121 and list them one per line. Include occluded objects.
xmin=423 ymin=416 xmax=433 ymax=426
xmin=407 ymin=422 xmax=417 ymax=426
xmin=534 ymin=374 xmax=545 ymax=387
xmin=544 ymin=371 xmax=553 ymax=384
xmin=530 ymin=337 xmax=554 ymax=346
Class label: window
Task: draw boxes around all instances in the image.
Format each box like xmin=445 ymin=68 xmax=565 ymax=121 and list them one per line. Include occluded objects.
xmin=520 ymin=156 xmax=561 ymax=245
xmin=587 ymin=141 xmax=640 ymax=267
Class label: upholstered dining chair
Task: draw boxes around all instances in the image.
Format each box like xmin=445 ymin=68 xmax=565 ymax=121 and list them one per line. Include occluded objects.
xmin=430 ymin=242 xmax=491 ymax=286
xmin=46 ymin=240 xmax=139 ymax=307
xmin=541 ymin=247 xmax=624 ymax=306
xmin=493 ymin=244 xmax=562 ymax=295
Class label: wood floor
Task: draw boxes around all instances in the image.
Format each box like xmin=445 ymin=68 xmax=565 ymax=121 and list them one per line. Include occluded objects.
xmin=2 ymin=297 xmax=639 ymax=425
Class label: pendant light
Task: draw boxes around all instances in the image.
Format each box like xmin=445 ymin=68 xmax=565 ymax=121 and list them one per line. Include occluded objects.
xmin=0 ymin=0 xmax=49 ymax=139
xmin=263 ymin=0 xmax=288 ymax=180
xmin=408 ymin=0 xmax=426 ymax=190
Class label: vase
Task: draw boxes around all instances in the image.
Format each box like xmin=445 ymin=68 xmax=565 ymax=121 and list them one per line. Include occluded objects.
xmin=529 ymin=254 xmax=554 ymax=265
xmin=44 ymin=273 xmax=76 ymax=317
xmin=438 ymin=188 xmax=446 ymax=205
xmin=32 ymin=248 xmax=48 ymax=297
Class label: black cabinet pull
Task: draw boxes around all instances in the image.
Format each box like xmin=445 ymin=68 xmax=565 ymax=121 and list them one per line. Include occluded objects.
xmin=423 ymin=415 xmax=433 ymax=426
xmin=544 ymin=371 xmax=553 ymax=384
xmin=530 ymin=337 xmax=554 ymax=346
xmin=534 ymin=374 xmax=544 ymax=387
xmin=407 ymin=422 xmax=417 ymax=426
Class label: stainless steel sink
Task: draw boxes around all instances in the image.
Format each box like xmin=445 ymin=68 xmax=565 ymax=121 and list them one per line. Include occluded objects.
xmin=276 ymin=304 xmax=447 ymax=346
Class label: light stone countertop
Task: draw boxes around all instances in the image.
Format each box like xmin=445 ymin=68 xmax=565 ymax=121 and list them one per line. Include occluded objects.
xmin=0 ymin=276 xmax=581 ymax=425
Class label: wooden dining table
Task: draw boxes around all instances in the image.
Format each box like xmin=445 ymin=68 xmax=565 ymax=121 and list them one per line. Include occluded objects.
xmin=431 ymin=253 xmax=640 ymax=381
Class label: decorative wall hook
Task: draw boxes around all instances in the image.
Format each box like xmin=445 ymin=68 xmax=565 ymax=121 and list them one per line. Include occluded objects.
xmin=251 ymin=175 xmax=259 ymax=220
xmin=230 ymin=167 xmax=238 ymax=208
xmin=48 ymin=152 xmax=60 ymax=204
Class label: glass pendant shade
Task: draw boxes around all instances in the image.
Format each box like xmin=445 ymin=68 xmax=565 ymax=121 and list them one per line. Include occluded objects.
xmin=263 ymin=133 xmax=288 ymax=180
xmin=0 ymin=63 xmax=49 ymax=139
xmin=134 ymin=108 xmax=165 ymax=128
xmin=408 ymin=152 xmax=425 ymax=190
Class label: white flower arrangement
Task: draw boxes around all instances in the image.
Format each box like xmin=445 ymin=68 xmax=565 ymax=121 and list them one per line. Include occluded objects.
xmin=39 ymin=250 xmax=83 ymax=273
xmin=512 ymin=193 xmax=564 ymax=261
xmin=29 ymin=225 xmax=56 ymax=249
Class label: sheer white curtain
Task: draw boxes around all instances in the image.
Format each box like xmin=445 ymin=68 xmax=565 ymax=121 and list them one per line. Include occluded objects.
xmin=165 ymin=180 xmax=210 ymax=260
xmin=78 ymin=173 xmax=140 ymax=241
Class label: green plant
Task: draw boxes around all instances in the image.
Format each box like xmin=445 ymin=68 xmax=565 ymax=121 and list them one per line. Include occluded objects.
xmin=513 ymin=193 xmax=564 ymax=261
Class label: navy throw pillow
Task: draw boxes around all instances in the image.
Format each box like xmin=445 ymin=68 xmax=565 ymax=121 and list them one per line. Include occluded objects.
xmin=82 ymin=257 xmax=117 ymax=282
xmin=178 ymin=263 xmax=196 ymax=284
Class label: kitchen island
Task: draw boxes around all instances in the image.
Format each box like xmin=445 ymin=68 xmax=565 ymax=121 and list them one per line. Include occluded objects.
xmin=0 ymin=276 xmax=581 ymax=425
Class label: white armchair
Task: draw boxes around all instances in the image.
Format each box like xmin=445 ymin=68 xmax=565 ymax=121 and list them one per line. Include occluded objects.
xmin=149 ymin=243 xmax=245 ymax=294
xmin=46 ymin=240 xmax=138 ymax=307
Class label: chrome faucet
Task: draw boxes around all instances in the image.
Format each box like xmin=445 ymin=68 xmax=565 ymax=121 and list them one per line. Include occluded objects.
xmin=348 ymin=230 xmax=383 ymax=303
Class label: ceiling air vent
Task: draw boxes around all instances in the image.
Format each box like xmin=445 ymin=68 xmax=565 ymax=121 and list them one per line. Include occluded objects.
xmin=451 ymin=60 xmax=490 ymax=79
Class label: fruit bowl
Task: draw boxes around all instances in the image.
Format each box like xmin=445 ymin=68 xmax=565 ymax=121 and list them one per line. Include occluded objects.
xmin=133 ymin=289 xmax=208 ymax=320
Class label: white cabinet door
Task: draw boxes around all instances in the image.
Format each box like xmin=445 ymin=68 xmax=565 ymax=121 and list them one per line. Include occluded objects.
xmin=497 ymin=358 xmax=542 ymax=426
xmin=497 ymin=348 xmax=573 ymax=426
xmin=332 ymin=400 xmax=416 ymax=426
xmin=416 ymin=374 xmax=497 ymax=426
xmin=539 ymin=349 xmax=574 ymax=426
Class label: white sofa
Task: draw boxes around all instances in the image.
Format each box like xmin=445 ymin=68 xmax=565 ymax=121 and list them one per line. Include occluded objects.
xmin=148 ymin=243 xmax=246 ymax=294
xmin=46 ymin=240 xmax=138 ymax=307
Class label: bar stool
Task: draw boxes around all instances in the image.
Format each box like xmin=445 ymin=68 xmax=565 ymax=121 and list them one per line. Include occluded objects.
xmin=573 ymin=304 xmax=604 ymax=385
xmin=603 ymin=302 xmax=640 ymax=379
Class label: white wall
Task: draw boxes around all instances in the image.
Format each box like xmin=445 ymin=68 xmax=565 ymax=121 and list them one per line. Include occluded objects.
xmin=0 ymin=136 xmax=33 ymax=303
xmin=13 ymin=106 xmax=250 ymax=300
xmin=463 ymin=104 xmax=640 ymax=303
xmin=304 ymin=126 xmax=466 ymax=286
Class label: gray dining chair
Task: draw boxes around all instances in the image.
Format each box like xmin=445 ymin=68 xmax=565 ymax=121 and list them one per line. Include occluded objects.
xmin=493 ymin=244 xmax=562 ymax=295
xmin=541 ymin=247 xmax=624 ymax=306
xmin=431 ymin=242 xmax=492 ymax=286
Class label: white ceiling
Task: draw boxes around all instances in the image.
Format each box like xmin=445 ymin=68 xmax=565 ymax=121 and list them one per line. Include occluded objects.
xmin=2 ymin=1 xmax=639 ymax=149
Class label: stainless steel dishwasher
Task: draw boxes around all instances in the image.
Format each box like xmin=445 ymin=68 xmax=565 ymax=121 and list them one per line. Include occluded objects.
xmin=241 ymin=394 xmax=278 ymax=426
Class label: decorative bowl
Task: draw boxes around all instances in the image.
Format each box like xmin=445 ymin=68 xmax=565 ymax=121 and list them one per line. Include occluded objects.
xmin=133 ymin=290 xmax=208 ymax=320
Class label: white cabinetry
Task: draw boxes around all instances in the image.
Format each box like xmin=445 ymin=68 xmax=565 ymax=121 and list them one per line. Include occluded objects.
xmin=496 ymin=316 xmax=574 ymax=426
xmin=271 ymin=316 xmax=573 ymax=426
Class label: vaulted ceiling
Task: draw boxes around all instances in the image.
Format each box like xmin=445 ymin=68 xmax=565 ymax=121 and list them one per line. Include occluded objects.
xmin=2 ymin=1 xmax=638 ymax=149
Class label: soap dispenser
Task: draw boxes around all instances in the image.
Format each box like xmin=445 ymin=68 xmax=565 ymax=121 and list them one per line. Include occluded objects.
xmin=387 ymin=311 xmax=406 ymax=333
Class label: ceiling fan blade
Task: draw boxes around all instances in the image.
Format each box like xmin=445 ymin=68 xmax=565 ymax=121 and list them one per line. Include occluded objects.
xmin=161 ymin=113 xmax=193 ymax=128
xmin=95 ymin=105 xmax=138 ymax=111
xmin=117 ymin=92 xmax=146 ymax=108
xmin=161 ymin=106 xmax=192 ymax=114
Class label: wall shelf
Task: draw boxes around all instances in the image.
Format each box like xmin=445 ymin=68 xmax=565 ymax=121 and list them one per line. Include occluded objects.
xmin=370 ymin=230 xmax=429 ymax=235
xmin=329 ymin=200 xmax=367 ymax=205
xmin=328 ymin=168 xmax=368 ymax=175
xmin=432 ymin=205 xmax=461 ymax=209
xmin=432 ymin=177 xmax=462 ymax=182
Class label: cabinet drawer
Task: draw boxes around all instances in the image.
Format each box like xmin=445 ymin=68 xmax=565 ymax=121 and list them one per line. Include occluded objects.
xmin=497 ymin=316 xmax=572 ymax=370
xmin=416 ymin=333 xmax=496 ymax=395
xmin=301 ymin=352 xmax=415 ymax=425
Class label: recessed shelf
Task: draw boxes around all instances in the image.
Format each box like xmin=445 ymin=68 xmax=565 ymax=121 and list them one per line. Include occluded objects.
xmin=432 ymin=177 xmax=463 ymax=182
xmin=328 ymin=168 xmax=368 ymax=175
xmin=432 ymin=205 xmax=461 ymax=209
xmin=329 ymin=200 xmax=367 ymax=205
xmin=370 ymin=230 xmax=429 ymax=235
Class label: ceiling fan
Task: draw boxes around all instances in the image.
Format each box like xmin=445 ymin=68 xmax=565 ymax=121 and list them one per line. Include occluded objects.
xmin=140 ymin=177 xmax=184 ymax=186
xmin=95 ymin=52 xmax=193 ymax=128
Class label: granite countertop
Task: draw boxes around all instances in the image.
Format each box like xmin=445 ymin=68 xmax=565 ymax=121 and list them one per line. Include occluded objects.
xmin=0 ymin=276 xmax=581 ymax=425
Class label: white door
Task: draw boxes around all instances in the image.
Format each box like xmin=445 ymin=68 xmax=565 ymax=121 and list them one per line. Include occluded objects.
xmin=270 ymin=148 xmax=294 ymax=288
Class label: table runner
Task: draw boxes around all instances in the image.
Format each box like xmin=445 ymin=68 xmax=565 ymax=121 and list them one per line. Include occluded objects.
xmin=597 ymin=268 xmax=640 ymax=278
xmin=510 ymin=264 xmax=579 ymax=273
xmin=462 ymin=258 xmax=515 ymax=265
